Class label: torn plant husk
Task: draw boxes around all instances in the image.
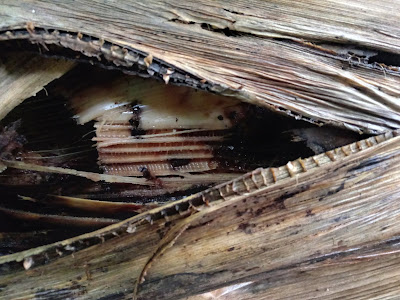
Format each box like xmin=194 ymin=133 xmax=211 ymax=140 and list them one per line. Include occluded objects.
xmin=1 ymin=1 xmax=400 ymax=299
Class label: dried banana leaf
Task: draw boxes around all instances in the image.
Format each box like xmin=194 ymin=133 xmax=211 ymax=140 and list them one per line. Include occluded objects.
xmin=1 ymin=1 xmax=400 ymax=300
xmin=0 ymin=131 xmax=399 ymax=299
xmin=1 ymin=0 xmax=400 ymax=133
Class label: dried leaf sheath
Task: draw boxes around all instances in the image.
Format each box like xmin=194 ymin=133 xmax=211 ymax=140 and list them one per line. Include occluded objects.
xmin=1 ymin=1 xmax=400 ymax=299
xmin=0 ymin=52 xmax=74 ymax=120
xmin=0 ymin=130 xmax=399 ymax=299
xmin=1 ymin=0 xmax=400 ymax=133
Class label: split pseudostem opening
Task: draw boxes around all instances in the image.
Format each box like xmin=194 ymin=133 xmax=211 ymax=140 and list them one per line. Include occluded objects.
xmin=0 ymin=56 xmax=362 ymax=254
